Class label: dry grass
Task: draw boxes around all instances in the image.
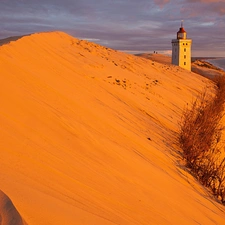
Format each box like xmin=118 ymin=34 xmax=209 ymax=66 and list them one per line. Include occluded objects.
xmin=179 ymin=76 xmax=225 ymax=204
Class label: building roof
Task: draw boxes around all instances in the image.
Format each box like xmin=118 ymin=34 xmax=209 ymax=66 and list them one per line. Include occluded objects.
xmin=177 ymin=27 xmax=186 ymax=33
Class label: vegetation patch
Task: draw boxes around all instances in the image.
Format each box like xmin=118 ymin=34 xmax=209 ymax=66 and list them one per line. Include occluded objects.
xmin=179 ymin=76 xmax=225 ymax=204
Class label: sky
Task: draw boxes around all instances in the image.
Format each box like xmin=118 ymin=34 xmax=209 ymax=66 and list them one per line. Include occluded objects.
xmin=0 ymin=0 xmax=225 ymax=57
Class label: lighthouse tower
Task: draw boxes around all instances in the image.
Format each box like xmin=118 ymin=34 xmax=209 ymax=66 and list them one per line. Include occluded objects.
xmin=172 ymin=22 xmax=192 ymax=71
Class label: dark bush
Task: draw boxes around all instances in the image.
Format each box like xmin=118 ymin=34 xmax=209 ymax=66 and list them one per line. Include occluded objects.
xmin=179 ymin=75 xmax=225 ymax=204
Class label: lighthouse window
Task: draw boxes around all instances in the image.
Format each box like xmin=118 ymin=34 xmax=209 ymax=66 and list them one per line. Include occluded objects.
xmin=184 ymin=62 xmax=186 ymax=65
xmin=184 ymin=48 xmax=186 ymax=52
xmin=184 ymin=55 xmax=186 ymax=59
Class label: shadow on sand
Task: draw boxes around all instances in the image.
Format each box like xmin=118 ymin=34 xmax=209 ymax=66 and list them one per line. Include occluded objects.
xmin=0 ymin=34 xmax=31 ymax=47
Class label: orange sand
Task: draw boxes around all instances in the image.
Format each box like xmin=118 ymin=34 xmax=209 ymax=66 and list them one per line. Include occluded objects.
xmin=0 ymin=31 xmax=225 ymax=224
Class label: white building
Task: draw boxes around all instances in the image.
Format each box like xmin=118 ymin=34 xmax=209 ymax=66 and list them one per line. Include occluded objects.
xmin=172 ymin=22 xmax=192 ymax=71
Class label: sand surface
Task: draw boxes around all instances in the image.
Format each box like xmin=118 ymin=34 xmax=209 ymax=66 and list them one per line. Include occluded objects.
xmin=0 ymin=31 xmax=225 ymax=224
xmin=136 ymin=53 xmax=171 ymax=65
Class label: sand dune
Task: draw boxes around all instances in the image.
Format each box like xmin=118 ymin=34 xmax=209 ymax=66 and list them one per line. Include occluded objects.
xmin=192 ymin=60 xmax=225 ymax=79
xmin=0 ymin=31 xmax=225 ymax=224
xmin=136 ymin=53 xmax=171 ymax=65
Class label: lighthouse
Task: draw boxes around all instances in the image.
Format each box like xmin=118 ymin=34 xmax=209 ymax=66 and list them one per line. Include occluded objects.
xmin=172 ymin=22 xmax=192 ymax=71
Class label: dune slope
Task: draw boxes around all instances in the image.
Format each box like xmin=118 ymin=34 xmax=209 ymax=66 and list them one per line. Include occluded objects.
xmin=0 ymin=31 xmax=225 ymax=225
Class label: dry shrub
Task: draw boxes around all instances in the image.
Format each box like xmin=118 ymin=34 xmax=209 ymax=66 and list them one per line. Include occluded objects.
xmin=179 ymin=75 xmax=225 ymax=204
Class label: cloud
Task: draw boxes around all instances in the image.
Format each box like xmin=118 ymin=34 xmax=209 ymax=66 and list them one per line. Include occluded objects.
xmin=184 ymin=0 xmax=225 ymax=15
xmin=0 ymin=0 xmax=224 ymax=56
xmin=154 ymin=0 xmax=170 ymax=8
xmin=186 ymin=0 xmax=222 ymax=3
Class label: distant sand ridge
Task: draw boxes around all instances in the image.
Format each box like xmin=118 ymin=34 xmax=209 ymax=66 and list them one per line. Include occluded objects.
xmin=137 ymin=53 xmax=225 ymax=78
xmin=0 ymin=31 xmax=225 ymax=224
